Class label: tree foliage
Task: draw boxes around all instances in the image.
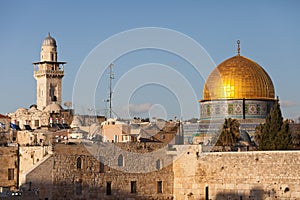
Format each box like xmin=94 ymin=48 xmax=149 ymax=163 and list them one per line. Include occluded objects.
xmin=186 ymin=118 xmax=199 ymax=123
xmin=216 ymin=118 xmax=240 ymax=147
xmin=255 ymin=100 xmax=291 ymax=150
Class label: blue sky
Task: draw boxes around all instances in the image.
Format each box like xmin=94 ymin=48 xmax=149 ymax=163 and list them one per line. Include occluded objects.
xmin=0 ymin=0 xmax=300 ymax=120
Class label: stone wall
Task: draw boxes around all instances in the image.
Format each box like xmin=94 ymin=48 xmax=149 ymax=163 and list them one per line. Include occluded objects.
xmin=173 ymin=146 xmax=300 ymax=200
xmin=3 ymin=142 xmax=300 ymax=199
xmin=19 ymin=146 xmax=52 ymax=185
xmin=22 ymin=155 xmax=54 ymax=200
xmin=0 ymin=146 xmax=18 ymax=190
xmin=52 ymin=143 xmax=174 ymax=200
xmin=16 ymin=130 xmax=52 ymax=146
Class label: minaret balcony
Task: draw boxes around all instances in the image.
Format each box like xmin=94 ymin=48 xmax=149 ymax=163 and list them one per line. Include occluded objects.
xmin=34 ymin=69 xmax=64 ymax=77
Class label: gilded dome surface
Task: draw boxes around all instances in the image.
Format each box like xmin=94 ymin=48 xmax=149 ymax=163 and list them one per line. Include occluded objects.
xmin=203 ymin=55 xmax=275 ymax=101
xmin=42 ymin=33 xmax=57 ymax=47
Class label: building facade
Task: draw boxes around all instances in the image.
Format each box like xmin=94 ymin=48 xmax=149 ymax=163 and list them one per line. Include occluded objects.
xmin=0 ymin=146 xmax=19 ymax=193
xmin=22 ymin=143 xmax=174 ymax=200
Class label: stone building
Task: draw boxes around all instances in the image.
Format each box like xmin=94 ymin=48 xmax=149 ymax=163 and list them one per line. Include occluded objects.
xmin=22 ymin=142 xmax=175 ymax=200
xmin=8 ymin=33 xmax=73 ymax=134
xmin=17 ymin=143 xmax=300 ymax=200
xmin=16 ymin=129 xmax=53 ymax=146
xmin=101 ymin=118 xmax=132 ymax=143
xmin=0 ymin=114 xmax=10 ymax=145
xmin=200 ymin=41 xmax=275 ymax=122
xmin=9 ymin=106 xmax=49 ymax=130
xmin=0 ymin=114 xmax=10 ymax=134
xmin=0 ymin=146 xmax=19 ymax=193
xmin=197 ymin=42 xmax=276 ymax=146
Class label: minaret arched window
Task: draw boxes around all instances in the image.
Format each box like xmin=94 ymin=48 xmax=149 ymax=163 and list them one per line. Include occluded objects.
xmin=49 ymin=84 xmax=55 ymax=99
xmin=117 ymin=154 xmax=124 ymax=167
xmin=77 ymin=157 xmax=82 ymax=169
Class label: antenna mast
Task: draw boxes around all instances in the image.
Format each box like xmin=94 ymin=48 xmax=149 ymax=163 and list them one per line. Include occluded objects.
xmin=109 ymin=63 xmax=114 ymax=118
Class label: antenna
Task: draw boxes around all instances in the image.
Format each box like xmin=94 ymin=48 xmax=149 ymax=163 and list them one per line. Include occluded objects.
xmin=109 ymin=63 xmax=114 ymax=118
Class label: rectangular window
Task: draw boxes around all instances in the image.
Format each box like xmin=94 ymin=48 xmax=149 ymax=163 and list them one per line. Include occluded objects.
xmin=75 ymin=181 xmax=82 ymax=195
xmin=157 ymin=181 xmax=162 ymax=194
xmin=106 ymin=182 xmax=111 ymax=195
xmin=77 ymin=157 xmax=82 ymax=169
xmin=34 ymin=120 xmax=39 ymax=127
xmin=131 ymin=181 xmax=137 ymax=193
xmin=8 ymin=168 xmax=14 ymax=181
xmin=100 ymin=162 xmax=104 ymax=173
xmin=205 ymin=186 xmax=209 ymax=200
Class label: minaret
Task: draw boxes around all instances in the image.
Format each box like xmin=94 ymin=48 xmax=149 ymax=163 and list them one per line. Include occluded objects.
xmin=33 ymin=33 xmax=66 ymax=110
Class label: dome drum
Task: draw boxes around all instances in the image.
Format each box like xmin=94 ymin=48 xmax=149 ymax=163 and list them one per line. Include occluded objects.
xmin=200 ymin=99 xmax=274 ymax=121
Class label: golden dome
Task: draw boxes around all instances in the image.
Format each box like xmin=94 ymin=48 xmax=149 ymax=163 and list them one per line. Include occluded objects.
xmin=202 ymin=55 xmax=275 ymax=101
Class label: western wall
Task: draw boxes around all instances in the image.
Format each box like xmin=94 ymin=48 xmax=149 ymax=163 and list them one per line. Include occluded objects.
xmin=173 ymin=146 xmax=300 ymax=200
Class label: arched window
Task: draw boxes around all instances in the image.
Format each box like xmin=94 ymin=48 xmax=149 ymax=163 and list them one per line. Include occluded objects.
xmin=156 ymin=159 xmax=161 ymax=170
xmin=118 ymin=154 xmax=124 ymax=167
xmin=77 ymin=157 xmax=82 ymax=169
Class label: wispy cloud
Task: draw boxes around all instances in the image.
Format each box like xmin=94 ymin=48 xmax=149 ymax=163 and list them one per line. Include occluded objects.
xmin=280 ymin=100 xmax=297 ymax=108
xmin=128 ymin=103 xmax=152 ymax=114
xmin=117 ymin=103 xmax=153 ymax=118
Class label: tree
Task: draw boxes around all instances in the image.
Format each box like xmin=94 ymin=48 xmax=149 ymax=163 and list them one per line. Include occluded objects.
xmin=277 ymin=120 xmax=291 ymax=149
xmin=187 ymin=118 xmax=198 ymax=123
xmin=290 ymin=125 xmax=300 ymax=149
xmin=255 ymin=99 xmax=292 ymax=150
xmin=216 ymin=118 xmax=240 ymax=147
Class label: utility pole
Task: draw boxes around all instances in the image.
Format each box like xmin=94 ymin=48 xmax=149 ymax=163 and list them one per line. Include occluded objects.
xmin=109 ymin=64 xmax=114 ymax=118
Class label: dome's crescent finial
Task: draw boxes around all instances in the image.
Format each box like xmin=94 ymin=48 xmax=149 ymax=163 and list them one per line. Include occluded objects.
xmin=237 ymin=40 xmax=240 ymax=56
xmin=48 ymin=32 xmax=51 ymax=37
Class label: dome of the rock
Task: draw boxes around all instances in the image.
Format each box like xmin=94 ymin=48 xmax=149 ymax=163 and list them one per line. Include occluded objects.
xmin=203 ymin=55 xmax=275 ymax=101
xmin=200 ymin=42 xmax=276 ymax=121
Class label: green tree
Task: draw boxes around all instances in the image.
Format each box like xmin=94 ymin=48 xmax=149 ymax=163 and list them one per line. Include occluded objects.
xmin=255 ymin=100 xmax=291 ymax=150
xmin=216 ymin=118 xmax=240 ymax=147
xmin=290 ymin=125 xmax=300 ymax=149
